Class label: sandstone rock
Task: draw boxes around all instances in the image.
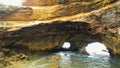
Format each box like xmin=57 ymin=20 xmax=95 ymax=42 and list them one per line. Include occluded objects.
xmin=0 ymin=57 xmax=11 ymax=67
xmin=0 ymin=20 xmax=120 ymax=58
xmin=23 ymin=0 xmax=114 ymax=6
xmin=0 ymin=21 xmax=91 ymax=51
xmin=0 ymin=0 xmax=120 ymax=58
xmin=57 ymin=0 xmax=68 ymax=4
xmin=48 ymin=55 xmax=61 ymax=61
xmin=9 ymin=50 xmax=17 ymax=55
xmin=0 ymin=0 xmax=118 ymax=21
xmin=10 ymin=53 xmax=29 ymax=61
xmin=0 ymin=51 xmax=4 ymax=57
xmin=2 ymin=48 xmax=10 ymax=53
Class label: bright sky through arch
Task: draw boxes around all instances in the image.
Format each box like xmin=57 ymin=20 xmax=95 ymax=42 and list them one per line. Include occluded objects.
xmin=0 ymin=0 xmax=24 ymax=6
xmin=85 ymin=42 xmax=110 ymax=57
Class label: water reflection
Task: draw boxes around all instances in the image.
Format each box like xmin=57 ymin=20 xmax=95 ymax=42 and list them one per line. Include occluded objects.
xmin=28 ymin=51 xmax=119 ymax=68
xmin=56 ymin=52 xmax=71 ymax=64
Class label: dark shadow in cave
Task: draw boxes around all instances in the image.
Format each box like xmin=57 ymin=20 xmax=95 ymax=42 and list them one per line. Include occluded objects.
xmin=0 ymin=21 xmax=115 ymax=58
xmin=39 ymin=21 xmax=103 ymax=54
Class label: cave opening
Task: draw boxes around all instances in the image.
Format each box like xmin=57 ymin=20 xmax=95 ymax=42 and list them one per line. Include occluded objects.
xmin=85 ymin=42 xmax=110 ymax=57
xmin=62 ymin=42 xmax=71 ymax=49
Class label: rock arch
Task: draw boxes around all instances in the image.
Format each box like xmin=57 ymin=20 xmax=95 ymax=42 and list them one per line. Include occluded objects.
xmin=0 ymin=21 xmax=120 ymax=58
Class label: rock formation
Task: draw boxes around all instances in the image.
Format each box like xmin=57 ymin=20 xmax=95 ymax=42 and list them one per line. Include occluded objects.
xmin=0 ymin=0 xmax=120 ymax=58
xmin=0 ymin=0 xmax=118 ymax=21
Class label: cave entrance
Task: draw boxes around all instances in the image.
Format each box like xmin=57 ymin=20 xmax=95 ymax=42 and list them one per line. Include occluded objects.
xmin=60 ymin=42 xmax=71 ymax=51
xmin=62 ymin=42 xmax=71 ymax=49
xmin=85 ymin=42 xmax=110 ymax=57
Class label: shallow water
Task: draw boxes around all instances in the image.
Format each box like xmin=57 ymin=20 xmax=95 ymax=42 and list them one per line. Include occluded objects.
xmin=8 ymin=51 xmax=120 ymax=68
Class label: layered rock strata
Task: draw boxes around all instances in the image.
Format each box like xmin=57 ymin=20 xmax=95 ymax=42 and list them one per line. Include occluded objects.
xmin=0 ymin=0 xmax=120 ymax=58
xmin=0 ymin=0 xmax=118 ymax=21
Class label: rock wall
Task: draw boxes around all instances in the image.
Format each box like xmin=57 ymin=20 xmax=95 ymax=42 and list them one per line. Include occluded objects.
xmin=23 ymin=0 xmax=114 ymax=6
xmin=0 ymin=0 xmax=118 ymax=21
xmin=0 ymin=0 xmax=120 ymax=58
xmin=0 ymin=21 xmax=120 ymax=58
xmin=0 ymin=21 xmax=94 ymax=51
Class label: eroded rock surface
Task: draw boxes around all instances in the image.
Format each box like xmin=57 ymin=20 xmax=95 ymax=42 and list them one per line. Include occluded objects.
xmin=0 ymin=21 xmax=93 ymax=51
xmin=0 ymin=0 xmax=118 ymax=21
xmin=0 ymin=0 xmax=120 ymax=58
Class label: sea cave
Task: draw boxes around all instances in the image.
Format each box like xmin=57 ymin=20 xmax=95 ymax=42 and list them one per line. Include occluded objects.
xmin=0 ymin=0 xmax=120 ymax=68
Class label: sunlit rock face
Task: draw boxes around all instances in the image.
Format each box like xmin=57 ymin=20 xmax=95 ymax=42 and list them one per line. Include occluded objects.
xmin=23 ymin=0 xmax=114 ymax=6
xmin=0 ymin=0 xmax=118 ymax=21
